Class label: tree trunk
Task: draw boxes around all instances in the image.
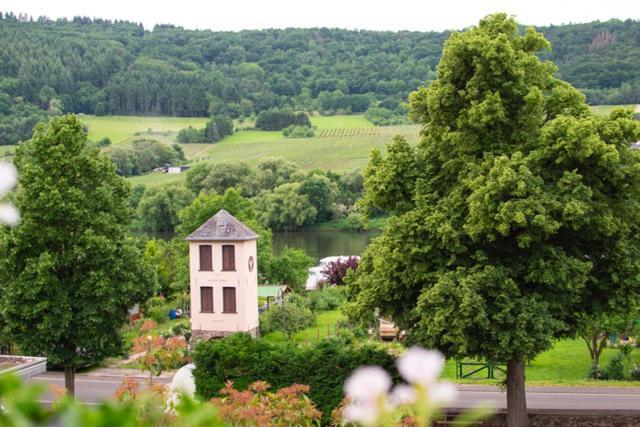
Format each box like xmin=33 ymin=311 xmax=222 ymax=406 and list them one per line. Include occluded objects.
xmin=64 ymin=365 xmax=76 ymax=397
xmin=506 ymin=357 xmax=529 ymax=427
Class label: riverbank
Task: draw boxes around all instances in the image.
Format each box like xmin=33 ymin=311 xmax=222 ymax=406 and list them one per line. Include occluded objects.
xmin=303 ymin=215 xmax=388 ymax=232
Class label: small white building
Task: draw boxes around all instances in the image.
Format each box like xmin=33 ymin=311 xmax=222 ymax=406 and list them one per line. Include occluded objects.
xmin=186 ymin=210 xmax=259 ymax=342
xmin=168 ymin=165 xmax=190 ymax=174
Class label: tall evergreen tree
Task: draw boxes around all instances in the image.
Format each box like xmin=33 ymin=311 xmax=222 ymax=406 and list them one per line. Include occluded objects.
xmin=347 ymin=15 xmax=640 ymax=426
xmin=0 ymin=115 xmax=155 ymax=395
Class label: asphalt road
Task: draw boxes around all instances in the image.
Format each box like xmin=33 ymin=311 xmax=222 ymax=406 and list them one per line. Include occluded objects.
xmin=29 ymin=372 xmax=640 ymax=413
xmin=28 ymin=372 xmax=171 ymax=406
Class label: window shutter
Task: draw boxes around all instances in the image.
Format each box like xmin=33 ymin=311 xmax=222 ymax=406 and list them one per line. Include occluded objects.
xmin=222 ymin=245 xmax=235 ymax=271
xmin=200 ymin=287 xmax=213 ymax=312
xmin=223 ymin=287 xmax=236 ymax=313
xmin=199 ymin=245 xmax=212 ymax=271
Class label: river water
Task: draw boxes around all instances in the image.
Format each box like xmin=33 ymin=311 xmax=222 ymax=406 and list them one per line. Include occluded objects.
xmin=135 ymin=229 xmax=380 ymax=260
xmin=272 ymin=229 xmax=380 ymax=260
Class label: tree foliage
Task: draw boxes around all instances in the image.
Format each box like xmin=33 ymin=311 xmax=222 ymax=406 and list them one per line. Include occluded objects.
xmin=256 ymin=183 xmax=317 ymax=231
xmin=137 ymin=185 xmax=194 ymax=232
xmin=0 ymin=115 xmax=155 ymax=393
xmin=255 ymin=109 xmax=311 ymax=131
xmin=259 ymin=294 xmax=316 ymax=336
xmin=1 ymin=14 xmax=640 ymax=138
xmin=347 ymin=14 xmax=640 ymax=423
xmin=269 ymin=247 xmax=315 ymax=291
xmin=322 ymin=256 xmax=359 ymax=286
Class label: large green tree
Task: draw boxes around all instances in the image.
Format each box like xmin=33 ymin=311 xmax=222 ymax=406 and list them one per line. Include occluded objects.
xmin=347 ymin=15 xmax=640 ymax=427
xmin=0 ymin=115 xmax=155 ymax=395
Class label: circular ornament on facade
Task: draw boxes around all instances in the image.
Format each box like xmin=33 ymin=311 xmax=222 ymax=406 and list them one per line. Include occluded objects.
xmin=248 ymin=256 xmax=255 ymax=272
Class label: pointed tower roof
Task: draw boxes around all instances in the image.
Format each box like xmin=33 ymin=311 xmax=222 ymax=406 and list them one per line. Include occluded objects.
xmin=185 ymin=209 xmax=259 ymax=241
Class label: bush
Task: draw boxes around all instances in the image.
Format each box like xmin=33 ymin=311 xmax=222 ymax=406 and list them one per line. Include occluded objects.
xmin=282 ymin=125 xmax=315 ymax=138
xmin=365 ymin=107 xmax=408 ymax=126
xmin=322 ymin=256 xmax=359 ymax=286
xmin=144 ymin=296 xmax=170 ymax=324
xmin=602 ymin=352 xmax=626 ymax=380
xmin=176 ymin=126 xmax=205 ymax=144
xmin=305 ymin=287 xmax=346 ymax=311
xmin=259 ymin=295 xmax=316 ymax=336
xmin=171 ymin=323 xmax=192 ymax=342
xmin=269 ymin=247 xmax=315 ymax=292
xmin=193 ymin=333 xmax=399 ymax=424
xmin=255 ymin=108 xmax=311 ymax=131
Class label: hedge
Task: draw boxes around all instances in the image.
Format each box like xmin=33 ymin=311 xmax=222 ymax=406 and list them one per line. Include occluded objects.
xmin=193 ymin=333 xmax=399 ymax=424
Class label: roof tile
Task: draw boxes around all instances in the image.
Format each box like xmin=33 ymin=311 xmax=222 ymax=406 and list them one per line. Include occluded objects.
xmin=185 ymin=209 xmax=259 ymax=241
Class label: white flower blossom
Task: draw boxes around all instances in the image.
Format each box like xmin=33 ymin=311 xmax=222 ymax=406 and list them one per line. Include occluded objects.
xmin=343 ymin=402 xmax=378 ymax=425
xmin=0 ymin=161 xmax=19 ymax=226
xmin=344 ymin=365 xmax=391 ymax=402
xmin=344 ymin=366 xmax=391 ymax=425
xmin=389 ymin=384 xmax=416 ymax=406
xmin=429 ymin=381 xmax=458 ymax=405
xmin=397 ymin=347 xmax=445 ymax=386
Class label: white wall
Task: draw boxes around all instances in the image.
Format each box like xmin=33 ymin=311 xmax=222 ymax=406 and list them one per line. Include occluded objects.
xmin=188 ymin=239 xmax=258 ymax=334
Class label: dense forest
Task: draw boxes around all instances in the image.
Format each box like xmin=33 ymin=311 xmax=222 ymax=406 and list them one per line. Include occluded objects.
xmin=1 ymin=11 xmax=639 ymax=144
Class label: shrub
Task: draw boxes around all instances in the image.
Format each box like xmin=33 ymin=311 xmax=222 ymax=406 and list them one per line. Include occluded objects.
xmin=305 ymin=286 xmax=346 ymax=311
xmin=602 ymin=352 xmax=626 ymax=380
xmin=171 ymin=323 xmax=192 ymax=342
xmin=322 ymin=256 xmax=359 ymax=286
xmin=212 ymin=381 xmax=321 ymax=426
xmin=365 ymin=107 xmax=408 ymax=126
xmin=282 ymin=125 xmax=315 ymax=138
xmin=193 ymin=333 xmax=399 ymax=424
xmin=259 ymin=295 xmax=316 ymax=337
xmin=144 ymin=296 xmax=170 ymax=324
xmin=177 ymin=126 xmax=205 ymax=144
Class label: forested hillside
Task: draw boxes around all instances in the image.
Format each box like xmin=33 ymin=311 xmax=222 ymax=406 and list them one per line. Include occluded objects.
xmin=1 ymin=11 xmax=639 ymax=145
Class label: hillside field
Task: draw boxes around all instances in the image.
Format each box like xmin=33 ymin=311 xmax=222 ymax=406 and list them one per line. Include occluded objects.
xmin=590 ymin=104 xmax=639 ymax=115
xmin=80 ymin=108 xmax=638 ymax=188
xmin=76 ymin=114 xmax=419 ymax=187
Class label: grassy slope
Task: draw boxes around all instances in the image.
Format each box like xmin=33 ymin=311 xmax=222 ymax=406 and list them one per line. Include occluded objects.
xmin=121 ymin=115 xmax=420 ymax=187
xmin=81 ymin=115 xmax=208 ymax=143
xmin=590 ymin=104 xmax=639 ymax=115
xmin=310 ymin=115 xmax=375 ymax=129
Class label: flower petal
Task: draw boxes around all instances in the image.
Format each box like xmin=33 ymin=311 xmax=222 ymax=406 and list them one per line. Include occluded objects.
xmin=343 ymin=402 xmax=378 ymax=425
xmin=344 ymin=366 xmax=391 ymax=402
xmin=389 ymin=384 xmax=416 ymax=406
xmin=0 ymin=203 xmax=20 ymax=226
xmin=0 ymin=162 xmax=17 ymax=195
xmin=397 ymin=347 xmax=445 ymax=386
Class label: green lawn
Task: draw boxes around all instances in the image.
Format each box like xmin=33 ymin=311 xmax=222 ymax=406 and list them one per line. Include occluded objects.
xmin=310 ymin=115 xmax=375 ymax=129
xmin=442 ymin=338 xmax=640 ymax=386
xmin=590 ymin=104 xmax=639 ymax=115
xmin=264 ymin=308 xmax=640 ymax=386
xmin=80 ymin=115 xmax=208 ymax=144
xmin=262 ymin=309 xmax=346 ymax=344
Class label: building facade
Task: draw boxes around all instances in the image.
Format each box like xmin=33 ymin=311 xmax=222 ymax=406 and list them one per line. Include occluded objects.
xmin=186 ymin=210 xmax=259 ymax=342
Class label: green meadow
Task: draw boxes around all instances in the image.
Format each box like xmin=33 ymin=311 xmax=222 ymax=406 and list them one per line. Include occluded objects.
xmin=590 ymin=104 xmax=639 ymax=115
xmin=80 ymin=115 xmax=208 ymax=143
xmin=113 ymin=115 xmax=421 ymax=187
